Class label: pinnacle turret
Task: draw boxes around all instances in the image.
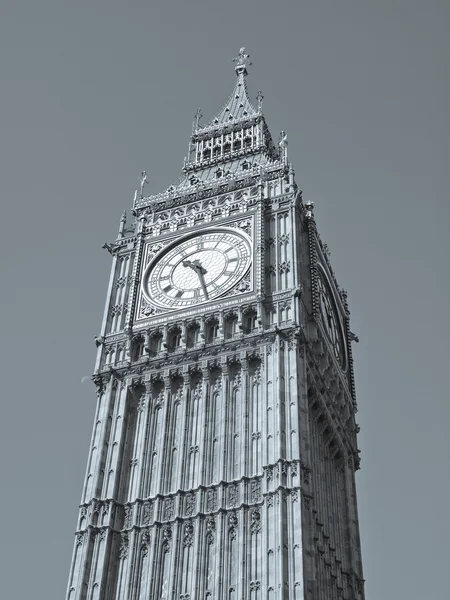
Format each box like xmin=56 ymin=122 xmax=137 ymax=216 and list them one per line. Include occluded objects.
xmin=133 ymin=48 xmax=282 ymax=210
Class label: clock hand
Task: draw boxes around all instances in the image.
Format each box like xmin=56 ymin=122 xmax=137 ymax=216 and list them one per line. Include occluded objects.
xmin=197 ymin=269 xmax=209 ymax=300
xmin=182 ymin=259 xmax=209 ymax=299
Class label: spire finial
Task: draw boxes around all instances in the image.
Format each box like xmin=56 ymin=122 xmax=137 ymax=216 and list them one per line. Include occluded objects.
xmin=139 ymin=170 xmax=148 ymax=198
xmin=279 ymin=131 xmax=288 ymax=163
xmin=118 ymin=210 xmax=126 ymax=238
xmin=193 ymin=107 xmax=202 ymax=131
xmin=233 ymin=47 xmax=252 ymax=76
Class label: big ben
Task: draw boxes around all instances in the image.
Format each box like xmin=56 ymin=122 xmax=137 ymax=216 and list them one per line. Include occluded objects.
xmin=66 ymin=48 xmax=365 ymax=600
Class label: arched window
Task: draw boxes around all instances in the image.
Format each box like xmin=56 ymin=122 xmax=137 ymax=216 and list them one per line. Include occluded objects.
xmin=147 ymin=331 xmax=162 ymax=356
xmin=243 ymin=309 xmax=257 ymax=334
xmin=131 ymin=336 xmax=144 ymax=361
xmin=168 ymin=327 xmax=182 ymax=351
xmin=224 ymin=313 xmax=238 ymax=339
xmin=186 ymin=322 xmax=200 ymax=348
xmin=205 ymin=319 xmax=219 ymax=343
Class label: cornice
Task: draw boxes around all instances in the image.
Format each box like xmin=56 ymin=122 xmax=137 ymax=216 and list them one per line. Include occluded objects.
xmin=133 ymin=164 xmax=284 ymax=213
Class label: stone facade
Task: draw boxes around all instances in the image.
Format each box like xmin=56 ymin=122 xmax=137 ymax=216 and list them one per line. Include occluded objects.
xmin=66 ymin=49 xmax=365 ymax=600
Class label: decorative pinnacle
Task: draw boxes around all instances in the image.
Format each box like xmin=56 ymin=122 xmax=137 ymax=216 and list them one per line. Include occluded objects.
xmin=139 ymin=170 xmax=148 ymax=198
xmin=118 ymin=209 xmax=127 ymax=238
xmin=256 ymin=89 xmax=264 ymax=110
xmin=193 ymin=107 xmax=202 ymax=131
xmin=279 ymin=131 xmax=288 ymax=162
xmin=233 ymin=47 xmax=252 ymax=76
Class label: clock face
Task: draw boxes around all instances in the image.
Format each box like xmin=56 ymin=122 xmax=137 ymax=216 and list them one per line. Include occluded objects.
xmin=143 ymin=228 xmax=252 ymax=309
xmin=317 ymin=270 xmax=346 ymax=368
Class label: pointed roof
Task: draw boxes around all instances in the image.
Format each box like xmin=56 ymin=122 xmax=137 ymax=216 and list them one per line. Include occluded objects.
xmin=195 ymin=48 xmax=261 ymax=134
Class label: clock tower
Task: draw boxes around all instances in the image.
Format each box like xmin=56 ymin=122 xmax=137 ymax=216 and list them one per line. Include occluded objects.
xmin=66 ymin=49 xmax=365 ymax=600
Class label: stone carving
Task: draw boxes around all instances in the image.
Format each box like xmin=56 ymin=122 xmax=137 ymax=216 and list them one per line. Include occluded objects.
xmin=249 ymin=580 xmax=261 ymax=591
xmin=251 ymin=480 xmax=262 ymax=503
xmin=192 ymin=382 xmax=202 ymax=401
xmin=232 ymin=370 xmax=242 ymax=388
xmin=250 ymin=509 xmax=261 ymax=535
xmin=124 ymin=505 xmax=132 ymax=528
xmin=111 ymin=304 xmax=124 ymax=317
xmin=140 ymin=297 xmax=158 ymax=317
xmin=119 ymin=532 xmax=129 ymax=559
xmin=185 ymin=494 xmax=196 ymax=517
xmin=164 ymin=499 xmax=174 ymax=520
xmin=207 ymin=490 xmax=217 ymax=512
xmin=183 ymin=521 xmax=194 ymax=547
xmin=228 ymin=269 xmax=251 ymax=295
xmin=92 ymin=374 xmax=106 ymax=397
xmin=102 ymin=500 xmax=111 ymax=518
xmin=228 ymin=512 xmax=238 ymax=540
xmin=137 ymin=396 xmax=146 ymax=412
xmin=76 ymin=532 xmax=85 ymax=547
xmin=141 ymin=530 xmax=151 ymax=556
xmin=142 ymin=501 xmax=153 ymax=525
xmin=301 ymin=465 xmax=311 ymax=485
xmin=252 ymin=368 xmax=262 ymax=386
xmin=229 ymin=485 xmax=239 ymax=507
xmin=162 ymin=525 xmax=172 ymax=553
xmin=206 ymin=516 xmax=216 ymax=545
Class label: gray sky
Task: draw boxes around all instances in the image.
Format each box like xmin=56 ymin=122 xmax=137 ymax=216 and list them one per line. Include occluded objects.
xmin=0 ymin=1 xmax=449 ymax=598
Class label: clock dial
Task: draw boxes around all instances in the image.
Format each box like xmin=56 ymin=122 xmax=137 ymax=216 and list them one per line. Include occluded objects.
xmin=144 ymin=228 xmax=252 ymax=309
xmin=317 ymin=270 xmax=346 ymax=368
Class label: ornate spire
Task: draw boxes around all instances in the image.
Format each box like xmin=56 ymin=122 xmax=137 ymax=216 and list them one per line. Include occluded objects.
xmin=201 ymin=47 xmax=258 ymax=131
